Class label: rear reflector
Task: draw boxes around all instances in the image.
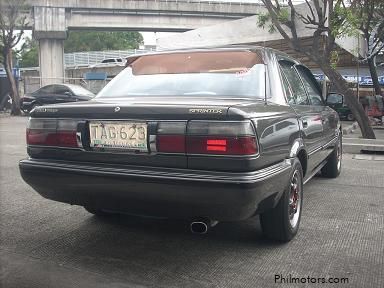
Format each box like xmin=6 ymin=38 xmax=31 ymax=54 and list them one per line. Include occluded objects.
xmin=27 ymin=119 xmax=78 ymax=148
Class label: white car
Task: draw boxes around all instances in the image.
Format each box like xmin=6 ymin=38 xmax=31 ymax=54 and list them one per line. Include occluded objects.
xmin=91 ymin=58 xmax=126 ymax=68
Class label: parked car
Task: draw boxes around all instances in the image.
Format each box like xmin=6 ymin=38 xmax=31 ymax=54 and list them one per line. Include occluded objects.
xmin=19 ymin=47 xmax=342 ymax=242
xmin=90 ymin=58 xmax=126 ymax=68
xmin=20 ymin=84 xmax=95 ymax=113
xmin=326 ymin=93 xmax=355 ymax=121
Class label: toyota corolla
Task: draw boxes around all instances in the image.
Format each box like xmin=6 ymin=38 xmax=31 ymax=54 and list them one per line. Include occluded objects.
xmin=19 ymin=47 xmax=342 ymax=242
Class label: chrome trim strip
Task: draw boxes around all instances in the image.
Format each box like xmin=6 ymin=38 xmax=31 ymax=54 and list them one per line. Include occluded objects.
xmin=20 ymin=159 xmax=291 ymax=184
xmin=323 ymin=135 xmax=338 ymax=149
xmin=76 ymin=131 xmax=83 ymax=149
xmin=28 ymin=145 xmax=81 ymax=150
xmin=303 ymin=160 xmax=327 ymax=185
xmin=307 ymin=145 xmax=323 ymax=156
xmin=149 ymin=135 xmax=157 ymax=154
xmin=307 ymin=136 xmax=338 ymax=157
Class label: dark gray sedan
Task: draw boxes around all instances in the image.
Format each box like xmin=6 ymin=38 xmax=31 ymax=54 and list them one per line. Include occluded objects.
xmin=19 ymin=47 xmax=341 ymax=242
xmin=20 ymin=83 xmax=95 ymax=113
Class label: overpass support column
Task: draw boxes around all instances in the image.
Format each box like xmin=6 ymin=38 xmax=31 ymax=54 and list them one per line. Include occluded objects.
xmin=33 ymin=7 xmax=67 ymax=87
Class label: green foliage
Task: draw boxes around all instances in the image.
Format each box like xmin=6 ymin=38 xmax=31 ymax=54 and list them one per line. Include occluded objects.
xmin=18 ymin=31 xmax=145 ymax=67
xmin=257 ymin=13 xmax=276 ymax=33
xmin=277 ymin=8 xmax=290 ymax=23
xmin=258 ymin=8 xmax=290 ymax=34
xmin=64 ymin=31 xmax=144 ymax=53
xmin=331 ymin=2 xmax=360 ymax=38
xmin=19 ymin=37 xmax=38 ymax=67
xmin=330 ymin=50 xmax=339 ymax=69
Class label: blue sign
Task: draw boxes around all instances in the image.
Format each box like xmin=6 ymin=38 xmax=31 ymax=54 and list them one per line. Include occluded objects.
xmin=0 ymin=68 xmax=20 ymax=79
xmin=84 ymin=72 xmax=107 ymax=80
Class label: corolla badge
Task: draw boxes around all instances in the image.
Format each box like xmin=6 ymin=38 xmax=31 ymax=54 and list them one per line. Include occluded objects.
xmin=114 ymin=106 xmax=121 ymax=112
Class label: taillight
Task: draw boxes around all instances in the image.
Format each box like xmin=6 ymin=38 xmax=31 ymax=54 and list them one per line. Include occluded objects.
xmin=186 ymin=136 xmax=257 ymax=155
xmin=27 ymin=118 xmax=78 ymax=148
xmin=156 ymin=120 xmax=258 ymax=156
xmin=156 ymin=122 xmax=186 ymax=153
xmin=157 ymin=135 xmax=185 ymax=153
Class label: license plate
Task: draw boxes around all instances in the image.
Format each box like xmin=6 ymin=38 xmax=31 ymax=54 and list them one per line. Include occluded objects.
xmin=89 ymin=121 xmax=148 ymax=152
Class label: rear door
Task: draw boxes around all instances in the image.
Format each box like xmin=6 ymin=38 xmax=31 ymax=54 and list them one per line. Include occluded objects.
xmin=295 ymin=65 xmax=338 ymax=150
xmin=278 ymin=60 xmax=324 ymax=173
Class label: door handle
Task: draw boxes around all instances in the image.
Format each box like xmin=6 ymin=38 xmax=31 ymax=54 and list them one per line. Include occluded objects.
xmin=302 ymin=120 xmax=308 ymax=128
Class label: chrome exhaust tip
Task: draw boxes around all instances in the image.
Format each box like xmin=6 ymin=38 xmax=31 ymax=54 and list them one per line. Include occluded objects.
xmin=190 ymin=218 xmax=218 ymax=234
xmin=190 ymin=221 xmax=209 ymax=234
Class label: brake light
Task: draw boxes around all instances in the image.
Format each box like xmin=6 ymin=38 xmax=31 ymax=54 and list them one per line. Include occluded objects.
xmin=186 ymin=136 xmax=257 ymax=155
xmin=27 ymin=119 xmax=78 ymax=148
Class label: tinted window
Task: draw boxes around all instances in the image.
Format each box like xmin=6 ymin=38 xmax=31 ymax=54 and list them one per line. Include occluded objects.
xmin=98 ymin=51 xmax=267 ymax=99
xmin=261 ymin=126 xmax=274 ymax=138
xmin=34 ymin=85 xmax=55 ymax=95
xmin=296 ymin=66 xmax=323 ymax=106
xmin=67 ymin=85 xmax=95 ymax=97
xmin=279 ymin=61 xmax=309 ymax=105
xmin=54 ymin=85 xmax=71 ymax=95
xmin=327 ymin=93 xmax=343 ymax=104
xmin=281 ymin=72 xmax=295 ymax=104
xmin=101 ymin=59 xmax=115 ymax=63
xmin=276 ymin=120 xmax=293 ymax=131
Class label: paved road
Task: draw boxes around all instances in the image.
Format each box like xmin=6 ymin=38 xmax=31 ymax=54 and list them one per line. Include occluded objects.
xmin=1 ymin=116 xmax=383 ymax=288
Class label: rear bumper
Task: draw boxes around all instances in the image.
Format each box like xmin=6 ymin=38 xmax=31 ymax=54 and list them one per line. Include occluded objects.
xmin=19 ymin=159 xmax=292 ymax=221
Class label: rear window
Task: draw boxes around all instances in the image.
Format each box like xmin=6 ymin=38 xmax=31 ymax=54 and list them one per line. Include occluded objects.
xmin=69 ymin=85 xmax=95 ymax=97
xmin=97 ymin=50 xmax=267 ymax=99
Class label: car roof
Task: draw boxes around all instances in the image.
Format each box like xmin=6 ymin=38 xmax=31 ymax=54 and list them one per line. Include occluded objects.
xmin=40 ymin=83 xmax=87 ymax=90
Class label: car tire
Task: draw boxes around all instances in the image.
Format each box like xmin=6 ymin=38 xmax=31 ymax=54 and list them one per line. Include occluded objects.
xmin=321 ymin=135 xmax=342 ymax=178
xmin=260 ymin=158 xmax=303 ymax=242
xmin=84 ymin=206 xmax=111 ymax=216
xmin=347 ymin=113 xmax=355 ymax=121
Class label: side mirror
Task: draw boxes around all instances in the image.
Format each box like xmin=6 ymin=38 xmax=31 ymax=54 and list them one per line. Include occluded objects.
xmin=64 ymin=91 xmax=73 ymax=97
xmin=326 ymin=93 xmax=344 ymax=106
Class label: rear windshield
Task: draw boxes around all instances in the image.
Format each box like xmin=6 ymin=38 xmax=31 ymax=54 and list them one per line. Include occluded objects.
xmin=69 ymin=85 xmax=95 ymax=97
xmin=97 ymin=51 xmax=266 ymax=98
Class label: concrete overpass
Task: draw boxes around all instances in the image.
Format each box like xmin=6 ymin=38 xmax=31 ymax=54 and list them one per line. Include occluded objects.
xmin=21 ymin=0 xmax=267 ymax=86
xmin=157 ymin=1 xmax=368 ymax=69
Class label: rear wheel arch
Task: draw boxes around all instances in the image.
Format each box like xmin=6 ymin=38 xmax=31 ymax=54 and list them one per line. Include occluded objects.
xmin=289 ymin=138 xmax=308 ymax=177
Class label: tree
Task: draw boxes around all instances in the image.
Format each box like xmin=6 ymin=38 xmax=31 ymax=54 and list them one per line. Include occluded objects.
xmin=259 ymin=0 xmax=376 ymax=139
xmin=0 ymin=0 xmax=27 ymax=115
xmin=19 ymin=37 xmax=38 ymax=68
xmin=348 ymin=0 xmax=384 ymax=96
xmin=18 ymin=31 xmax=144 ymax=68
xmin=64 ymin=31 xmax=144 ymax=53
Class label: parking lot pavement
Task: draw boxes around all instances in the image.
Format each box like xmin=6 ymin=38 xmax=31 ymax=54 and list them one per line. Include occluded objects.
xmin=1 ymin=116 xmax=383 ymax=288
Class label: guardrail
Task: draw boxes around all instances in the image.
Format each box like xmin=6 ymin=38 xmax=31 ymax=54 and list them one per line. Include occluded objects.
xmin=64 ymin=49 xmax=153 ymax=67
xmin=154 ymin=0 xmax=304 ymax=5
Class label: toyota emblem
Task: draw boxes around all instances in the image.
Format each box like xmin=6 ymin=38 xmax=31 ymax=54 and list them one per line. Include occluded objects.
xmin=114 ymin=107 xmax=121 ymax=112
